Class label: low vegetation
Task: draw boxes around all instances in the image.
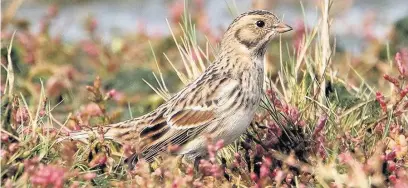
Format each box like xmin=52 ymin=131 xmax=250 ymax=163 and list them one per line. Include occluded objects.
xmin=1 ymin=0 xmax=407 ymax=187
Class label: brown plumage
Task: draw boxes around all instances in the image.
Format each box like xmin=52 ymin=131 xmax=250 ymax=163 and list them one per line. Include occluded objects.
xmin=58 ymin=10 xmax=292 ymax=166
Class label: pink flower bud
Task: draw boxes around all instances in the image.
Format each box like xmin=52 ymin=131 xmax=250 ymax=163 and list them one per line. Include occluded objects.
xmin=260 ymin=165 xmax=269 ymax=178
xmin=0 ymin=149 xmax=9 ymax=158
xmin=400 ymin=85 xmax=408 ymax=98
xmin=39 ymin=109 xmax=46 ymax=117
xmin=389 ymin=174 xmax=397 ymax=184
xmin=1 ymin=134 xmax=9 ymax=142
xmin=338 ymin=152 xmax=352 ymax=163
xmin=375 ymin=92 xmax=387 ymax=113
xmin=285 ymin=173 xmax=294 ymax=184
xmin=250 ymin=172 xmax=258 ymax=182
xmin=383 ymin=74 xmax=400 ymax=88
xmin=386 ymin=150 xmax=396 ymax=161
xmin=263 ymin=157 xmax=272 ymax=166
xmin=215 ymin=139 xmax=224 ymax=151
xmin=15 ymin=107 xmax=29 ymax=123
xmin=83 ymin=172 xmax=96 ymax=181
xmin=8 ymin=143 xmax=19 ymax=153
xmin=274 ymin=170 xmax=285 ymax=183
xmin=387 ymin=161 xmax=396 ymax=172
xmin=106 ymin=89 xmax=117 ymax=99
xmin=234 ymin=153 xmax=241 ymax=163
xmin=87 ymin=18 xmax=98 ymax=33
xmin=395 ymin=52 xmax=407 ymax=77
xmin=47 ymin=4 xmax=59 ymax=18
xmin=313 ymin=115 xmax=327 ymax=137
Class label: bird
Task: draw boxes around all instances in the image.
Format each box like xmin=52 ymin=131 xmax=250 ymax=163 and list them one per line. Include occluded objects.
xmin=58 ymin=10 xmax=292 ymax=167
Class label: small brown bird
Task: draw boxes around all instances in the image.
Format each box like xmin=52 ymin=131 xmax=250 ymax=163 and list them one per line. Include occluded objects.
xmin=59 ymin=10 xmax=292 ymax=166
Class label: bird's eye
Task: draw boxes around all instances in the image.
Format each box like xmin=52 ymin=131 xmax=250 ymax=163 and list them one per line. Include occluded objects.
xmin=256 ymin=20 xmax=265 ymax=28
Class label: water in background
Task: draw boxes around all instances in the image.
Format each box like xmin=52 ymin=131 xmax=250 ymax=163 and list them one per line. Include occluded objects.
xmin=8 ymin=0 xmax=408 ymax=54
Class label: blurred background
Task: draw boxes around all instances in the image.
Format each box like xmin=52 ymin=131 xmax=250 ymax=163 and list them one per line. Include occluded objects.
xmin=2 ymin=1 xmax=408 ymax=187
xmin=5 ymin=0 xmax=408 ymax=53
xmin=1 ymin=0 xmax=408 ymax=125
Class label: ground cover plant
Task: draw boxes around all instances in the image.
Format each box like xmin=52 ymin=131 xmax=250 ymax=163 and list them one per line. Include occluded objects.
xmin=1 ymin=0 xmax=408 ymax=187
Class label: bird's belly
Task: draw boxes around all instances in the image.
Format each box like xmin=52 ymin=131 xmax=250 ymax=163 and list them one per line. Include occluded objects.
xmin=217 ymin=107 xmax=256 ymax=145
xmin=176 ymin=108 xmax=256 ymax=160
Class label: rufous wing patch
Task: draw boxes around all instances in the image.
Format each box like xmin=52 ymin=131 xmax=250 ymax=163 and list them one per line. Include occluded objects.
xmin=168 ymin=109 xmax=215 ymax=129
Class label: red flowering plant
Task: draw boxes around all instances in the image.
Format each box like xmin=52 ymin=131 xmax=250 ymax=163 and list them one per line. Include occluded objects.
xmin=2 ymin=0 xmax=408 ymax=187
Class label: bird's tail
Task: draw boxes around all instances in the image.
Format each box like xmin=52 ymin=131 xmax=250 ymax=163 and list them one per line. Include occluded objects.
xmin=55 ymin=119 xmax=141 ymax=144
xmin=55 ymin=128 xmax=99 ymax=143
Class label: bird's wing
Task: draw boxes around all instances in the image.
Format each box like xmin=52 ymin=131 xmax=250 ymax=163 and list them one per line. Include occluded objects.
xmin=138 ymin=74 xmax=241 ymax=161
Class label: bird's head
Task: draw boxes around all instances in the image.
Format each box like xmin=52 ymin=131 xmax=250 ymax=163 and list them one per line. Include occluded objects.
xmin=221 ymin=10 xmax=292 ymax=57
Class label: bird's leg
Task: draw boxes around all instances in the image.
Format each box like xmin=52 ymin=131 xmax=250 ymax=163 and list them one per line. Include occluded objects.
xmin=193 ymin=156 xmax=203 ymax=179
xmin=194 ymin=156 xmax=202 ymax=173
xmin=124 ymin=153 xmax=139 ymax=170
xmin=221 ymin=157 xmax=231 ymax=181
xmin=175 ymin=155 xmax=185 ymax=171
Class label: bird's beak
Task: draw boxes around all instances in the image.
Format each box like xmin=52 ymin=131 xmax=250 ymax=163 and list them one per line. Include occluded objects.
xmin=274 ymin=23 xmax=292 ymax=33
